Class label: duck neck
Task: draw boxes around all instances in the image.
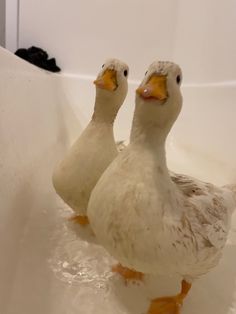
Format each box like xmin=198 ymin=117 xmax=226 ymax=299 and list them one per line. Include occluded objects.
xmin=130 ymin=106 xmax=181 ymax=216
xmin=92 ymin=92 xmax=120 ymax=124
xmin=130 ymin=106 xmax=170 ymax=174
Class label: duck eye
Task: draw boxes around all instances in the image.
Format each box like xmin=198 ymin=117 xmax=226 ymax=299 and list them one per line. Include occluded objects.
xmin=102 ymin=64 xmax=105 ymax=68
xmin=145 ymin=71 xmax=148 ymax=75
xmin=124 ymin=69 xmax=128 ymax=77
xmin=176 ymin=75 xmax=181 ymax=84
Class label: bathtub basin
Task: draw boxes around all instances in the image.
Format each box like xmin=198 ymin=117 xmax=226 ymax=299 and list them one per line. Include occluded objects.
xmin=0 ymin=47 xmax=236 ymax=314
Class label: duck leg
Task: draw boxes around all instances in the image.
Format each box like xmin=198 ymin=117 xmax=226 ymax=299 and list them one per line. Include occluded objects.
xmin=69 ymin=215 xmax=90 ymax=226
xmin=148 ymin=280 xmax=191 ymax=314
xmin=112 ymin=263 xmax=144 ymax=284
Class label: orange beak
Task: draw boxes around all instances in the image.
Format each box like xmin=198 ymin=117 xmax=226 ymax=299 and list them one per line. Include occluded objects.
xmin=136 ymin=75 xmax=168 ymax=101
xmin=94 ymin=69 xmax=117 ymax=91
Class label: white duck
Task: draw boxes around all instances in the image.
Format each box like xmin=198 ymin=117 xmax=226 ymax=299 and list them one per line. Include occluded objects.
xmin=88 ymin=61 xmax=236 ymax=313
xmin=52 ymin=58 xmax=129 ymax=225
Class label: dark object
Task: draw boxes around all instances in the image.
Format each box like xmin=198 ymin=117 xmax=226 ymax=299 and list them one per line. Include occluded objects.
xmin=176 ymin=75 xmax=181 ymax=84
xmin=15 ymin=46 xmax=61 ymax=72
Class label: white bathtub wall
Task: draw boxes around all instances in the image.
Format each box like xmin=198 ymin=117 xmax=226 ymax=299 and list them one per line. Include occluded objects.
xmin=0 ymin=47 xmax=81 ymax=314
xmin=18 ymin=0 xmax=236 ymax=83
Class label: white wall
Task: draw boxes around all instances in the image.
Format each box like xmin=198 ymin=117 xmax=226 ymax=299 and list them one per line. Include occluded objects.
xmin=5 ymin=0 xmax=19 ymax=52
xmin=18 ymin=0 xmax=177 ymax=80
xmin=174 ymin=0 xmax=236 ymax=84
xmin=0 ymin=0 xmax=5 ymax=46
xmin=18 ymin=0 xmax=236 ymax=83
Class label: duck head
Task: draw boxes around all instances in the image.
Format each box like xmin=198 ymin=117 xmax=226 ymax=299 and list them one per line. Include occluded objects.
xmin=93 ymin=58 xmax=129 ymax=123
xmin=135 ymin=61 xmax=182 ymax=136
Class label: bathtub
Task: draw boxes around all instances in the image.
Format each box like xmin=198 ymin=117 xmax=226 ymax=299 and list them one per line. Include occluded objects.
xmin=0 ymin=46 xmax=236 ymax=314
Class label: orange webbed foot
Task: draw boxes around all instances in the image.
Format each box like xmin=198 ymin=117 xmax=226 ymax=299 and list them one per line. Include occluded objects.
xmin=112 ymin=263 xmax=144 ymax=284
xmin=148 ymin=296 xmax=182 ymax=314
xmin=69 ymin=215 xmax=90 ymax=226
xmin=148 ymin=280 xmax=191 ymax=314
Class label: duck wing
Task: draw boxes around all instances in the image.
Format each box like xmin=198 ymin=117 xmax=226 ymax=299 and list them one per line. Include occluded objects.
xmin=171 ymin=172 xmax=235 ymax=250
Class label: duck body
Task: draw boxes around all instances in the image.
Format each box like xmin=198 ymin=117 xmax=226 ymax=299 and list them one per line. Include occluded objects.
xmin=53 ymin=120 xmax=117 ymax=215
xmin=88 ymin=142 xmax=235 ymax=280
xmin=52 ymin=58 xmax=129 ymax=218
